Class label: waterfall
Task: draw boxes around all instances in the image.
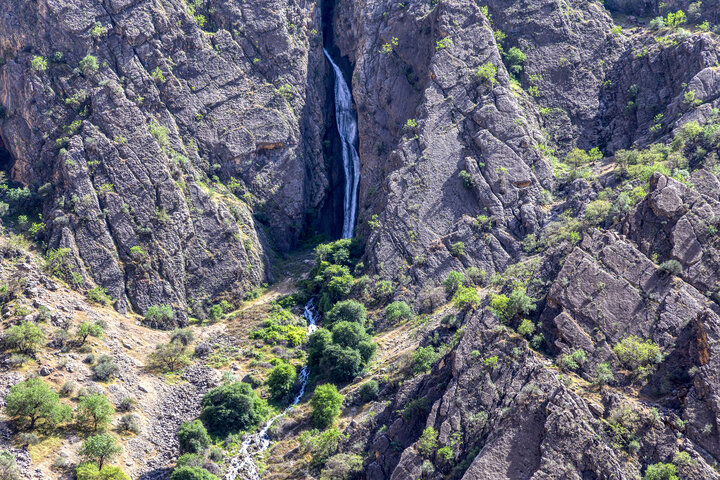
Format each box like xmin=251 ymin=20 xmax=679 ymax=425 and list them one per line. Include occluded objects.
xmin=224 ymin=301 xmax=320 ymax=480
xmin=324 ymin=48 xmax=360 ymax=239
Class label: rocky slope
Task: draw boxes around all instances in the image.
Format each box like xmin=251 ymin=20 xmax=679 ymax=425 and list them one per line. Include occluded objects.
xmin=3 ymin=0 xmax=720 ymax=480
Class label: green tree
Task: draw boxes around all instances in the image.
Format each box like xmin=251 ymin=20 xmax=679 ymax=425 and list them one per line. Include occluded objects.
xmin=76 ymin=393 xmax=115 ymax=431
xmin=613 ymin=335 xmax=662 ymax=377
xmin=144 ymin=304 xmax=174 ymax=329
xmin=320 ymin=453 xmax=363 ymax=480
xmin=266 ymin=362 xmax=297 ymax=401
xmin=385 ymin=301 xmax=413 ymax=322
xmin=308 ymin=328 xmax=332 ymax=366
xmin=322 ymin=344 xmax=363 ymax=382
xmin=359 ymin=380 xmax=379 ymax=402
xmin=298 ymin=427 xmax=345 ymax=466
xmin=79 ymin=55 xmax=99 ymax=75
xmin=30 ymin=56 xmax=47 ymax=72
xmin=453 ymin=286 xmax=481 ymax=310
xmin=169 ymin=467 xmax=218 ymax=480
xmin=149 ymin=341 xmax=191 ymax=372
xmin=0 ymin=450 xmax=21 ymax=480
xmin=331 ymin=321 xmax=367 ymax=349
xmin=3 ymin=322 xmax=45 ymax=354
xmin=177 ymin=420 xmax=210 ymax=454
xmin=413 ymin=346 xmax=438 ymax=374
xmin=4 ymin=377 xmax=70 ymax=429
xmin=311 ymin=384 xmax=343 ymax=428
xmin=76 ymin=322 xmax=103 ymax=346
xmin=200 ymin=382 xmax=268 ymax=436
xmin=443 ymin=271 xmax=465 ymax=294
xmin=504 ymin=47 xmax=526 ymax=74
xmin=325 ymin=300 xmax=367 ymax=330
xmin=79 ymin=433 xmax=122 ymax=469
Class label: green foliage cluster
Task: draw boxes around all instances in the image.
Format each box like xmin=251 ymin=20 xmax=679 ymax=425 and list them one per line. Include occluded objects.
xmin=4 ymin=377 xmax=72 ymax=429
xmin=319 ymin=453 xmax=363 ymax=480
xmin=251 ymin=304 xmax=306 ymax=346
xmin=311 ymin=384 xmax=344 ymax=428
xmin=385 ymin=301 xmax=413 ymax=322
xmin=613 ymin=336 xmax=662 ymax=379
xmin=644 ymin=463 xmax=678 ymax=480
xmin=307 ymin=239 xmax=363 ymax=312
xmin=266 ymin=361 xmax=298 ymax=401
xmin=200 ymin=382 xmax=268 ymax=436
xmin=148 ymin=327 xmax=194 ymax=372
xmin=79 ymin=433 xmax=122 ymax=469
xmin=298 ymin=427 xmax=346 ymax=466
xmin=144 ymin=304 xmax=174 ymax=329
xmin=2 ymin=321 xmax=44 ymax=355
xmin=413 ymin=346 xmax=438 ymax=374
xmin=489 ymin=288 xmax=536 ymax=323
xmin=177 ymin=420 xmax=211 ymax=453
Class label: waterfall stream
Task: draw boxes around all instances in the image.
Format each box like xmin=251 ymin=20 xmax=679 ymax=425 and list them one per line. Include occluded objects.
xmin=324 ymin=48 xmax=360 ymax=239
xmin=224 ymin=301 xmax=319 ymax=480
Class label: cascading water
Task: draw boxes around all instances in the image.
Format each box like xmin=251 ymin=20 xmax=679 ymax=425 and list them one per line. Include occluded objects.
xmin=323 ymin=48 xmax=360 ymax=239
xmin=224 ymin=301 xmax=319 ymax=480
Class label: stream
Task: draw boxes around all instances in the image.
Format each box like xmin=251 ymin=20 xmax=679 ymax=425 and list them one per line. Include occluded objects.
xmin=224 ymin=301 xmax=319 ymax=480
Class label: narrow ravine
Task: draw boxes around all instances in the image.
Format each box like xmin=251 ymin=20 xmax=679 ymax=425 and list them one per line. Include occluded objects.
xmin=224 ymin=301 xmax=319 ymax=480
xmin=324 ymin=48 xmax=361 ymax=239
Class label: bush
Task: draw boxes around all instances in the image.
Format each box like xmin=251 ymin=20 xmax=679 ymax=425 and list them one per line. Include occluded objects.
xmin=31 ymin=56 xmax=47 ymax=72
xmin=76 ymin=463 xmax=130 ymax=480
xmin=489 ymin=288 xmax=535 ymax=322
xmin=3 ymin=321 xmax=45 ymax=355
xmin=357 ymin=340 xmax=377 ymax=363
xmin=517 ymin=319 xmax=535 ymax=337
xmin=177 ymin=420 xmax=210 ymax=453
xmin=443 ymin=271 xmax=465 ymax=294
xmin=322 ymin=344 xmax=363 ymax=382
xmin=413 ymin=346 xmax=438 ymax=374
xmin=324 ymin=300 xmax=367 ymax=330
xmin=504 ymin=46 xmax=526 ymax=74
xmin=76 ymin=393 xmax=114 ymax=431
xmin=4 ymin=377 xmax=70 ymax=429
xmin=644 ymin=463 xmax=678 ymax=480
xmin=658 ymin=259 xmax=682 ymax=275
xmin=358 ymin=380 xmax=379 ymax=403
xmin=169 ymin=467 xmax=218 ymax=480
xmin=118 ymin=413 xmax=140 ymax=434
xmin=79 ymin=434 xmax=122 ymax=469
xmin=76 ymin=322 xmax=103 ymax=346
xmin=200 ymin=382 xmax=268 ymax=436
xmin=79 ymin=55 xmax=99 ymax=75
xmin=93 ymin=355 xmax=119 ymax=381
xmin=308 ymin=329 xmax=332 ymax=366
xmin=331 ymin=321 xmax=368 ymax=349
xmin=385 ymin=301 xmax=412 ymax=323
xmin=87 ymin=287 xmax=113 ymax=306
xmin=557 ymin=349 xmax=587 ymax=371
xmin=144 ymin=304 xmax=174 ymax=329
xmin=117 ymin=397 xmax=136 ymax=412
xmin=453 ymin=286 xmax=481 ymax=310
xmin=649 ymin=16 xmax=665 ymax=30
xmin=417 ymin=427 xmax=438 ymax=458
xmin=593 ymin=362 xmax=614 ymax=386
xmin=319 ymin=453 xmax=363 ymax=480
xmin=266 ymin=362 xmax=297 ymax=401
xmin=299 ymin=427 xmax=345 ymax=466
xmin=171 ymin=328 xmax=195 ymax=346
xmin=613 ymin=335 xmax=662 ymax=378
xmin=0 ymin=450 xmax=21 ymax=480
xmin=311 ymin=384 xmax=343 ymax=428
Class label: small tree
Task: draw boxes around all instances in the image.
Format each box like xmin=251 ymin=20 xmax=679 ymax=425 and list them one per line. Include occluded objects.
xmin=443 ymin=271 xmax=465 ymax=294
xmin=144 ymin=304 xmax=174 ymax=329
xmin=79 ymin=433 xmax=122 ymax=469
xmin=267 ymin=362 xmax=297 ymax=401
xmin=169 ymin=466 xmax=218 ymax=480
xmin=331 ymin=321 xmax=367 ymax=349
xmin=76 ymin=463 xmax=129 ymax=480
xmin=170 ymin=328 xmax=195 ymax=346
xmin=93 ymin=355 xmax=119 ymax=381
xmin=319 ymin=453 xmax=363 ymax=480
xmin=417 ymin=427 xmax=438 ymax=458
xmin=453 ymin=286 xmax=481 ymax=310
xmin=0 ymin=450 xmax=21 ymax=480
xmin=385 ymin=301 xmax=412 ymax=323
xmin=358 ymin=380 xmax=379 ymax=402
xmin=76 ymin=393 xmax=114 ymax=431
xmin=177 ymin=420 xmax=210 ymax=453
xmin=4 ymin=377 xmax=69 ymax=429
xmin=644 ymin=463 xmax=678 ymax=480
xmin=322 ymin=344 xmax=363 ymax=383
xmin=200 ymin=382 xmax=268 ymax=436
xmin=324 ymin=300 xmax=367 ymax=330
xmin=593 ymin=362 xmax=614 ymax=387
xmin=79 ymin=54 xmax=99 ymax=76
xmin=413 ymin=346 xmax=438 ymax=374
xmin=76 ymin=322 xmax=103 ymax=346
xmin=311 ymin=384 xmax=343 ymax=428
xmin=3 ymin=322 xmax=45 ymax=355
xmin=149 ymin=341 xmax=191 ymax=372
xmin=308 ymin=329 xmax=332 ymax=366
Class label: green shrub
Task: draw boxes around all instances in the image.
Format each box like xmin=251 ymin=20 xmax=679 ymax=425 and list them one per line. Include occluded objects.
xmin=517 ymin=319 xmax=535 ymax=337
xmin=149 ymin=341 xmax=191 ymax=372
xmin=200 ymin=382 xmax=268 ymax=436
xmin=76 ymin=463 xmax=129 ymax=480
xmin=358 ymin=380 xmax=379 ymax=402
xmin=417 ymin=427 xmax=438 ymax=458
xmin=87 ymin=286 xmax=113 ymax=306
xmin=489 ymin=288 xmax=535 ymax=322
xmin=437 ymin=445 xmax=453 ymax=463
xmin=324 ymin=300 xmax=367 ymax=330
xmin=475 ymin=63 xmax=497 ymax=85
xmin=319 ymin=453 xmax=363 ymax=480
xmin=357 ymin=340 xmax=377 ymax=363
xmin=308 ymin=328 xmax=332 ymax=366
xmin=450 ymin=242 xmax=466 ymax=257
xmin=251 ymin=304 xmax=306 ymax=346
xmin=413 ymin=346 xmax=438 ymax=374
xmin=3 ymin=322 xmax=45 ymax=355
xmin=0 ymin=450 xmax=21 ymax=480
xmin=79 ymin=55 xmax=99 ymax=75
xmin=311 ymin=384 xmax=343 ymax=428
xmin=299 ymin=427 xmax=345 ymax=466
xmin=557 ymin=349 xmax=587 ymax=371
xmin=79 ymin=434 xmax=122 ymax=469
xmin=443 ymin=271 xmax=465 ymax=294
xmin=169 ymin=467 xmax=218 ymax=480
xmin=658 ymin=259 xmax=682 ymax=275
xmin=93 ymin=355 xmax=119 ymax=381
xmin=453 ymin=286 xmax=481 ymax=310
xmin=76 ymin=393 xmax=114 ymax=431
xmin=504 ymin=46 xmax=526 ymax=74
xmin=644 ymin=463 xmax=678 ymax=480
xmin=170 ymin=328 xmax=195 ymax=346
xmin=613 ymin=336 xmax=662 ymax=378
xmin=31 ymin=56 xmax=47 ymax=72
xmin=177 ymin=420 xmax=210 ymax=453
xmin=118 ymin=413 xmax=140 ymax=434
xmin=144 ymin=304 xmax=174 ymax=329
xmin=593 ymin=362 xmax=614 ymax=386
xmin=267 ymin=362 xmax=297 ymax=400
xmin=385 ymin=301 xmax=413 ymax=322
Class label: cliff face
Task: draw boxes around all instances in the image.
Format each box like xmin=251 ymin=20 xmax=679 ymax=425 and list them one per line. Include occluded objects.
xmin=0 ymin=0 xmax=334 ymax=320
xmin=4 ymin=0 xmax=720 ymax=479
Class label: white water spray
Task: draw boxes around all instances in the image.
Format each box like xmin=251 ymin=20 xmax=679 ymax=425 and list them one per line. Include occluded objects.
xmin=224 ymin=301 xmax=319 ymax=480
xmin=324 ymin=48 xmax=361 ymax=239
